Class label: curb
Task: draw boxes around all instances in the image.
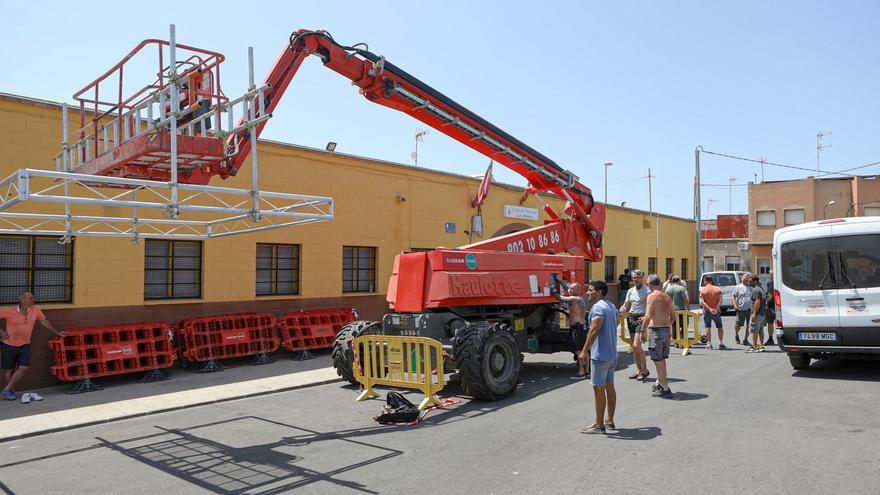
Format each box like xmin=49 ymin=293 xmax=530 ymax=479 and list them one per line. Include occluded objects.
xmin=0 ymin=374 xmax=341 ymax=443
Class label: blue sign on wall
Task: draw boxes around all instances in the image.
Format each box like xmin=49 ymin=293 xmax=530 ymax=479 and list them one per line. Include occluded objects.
xmin=445 ymin=222 xmax=456 ymax=233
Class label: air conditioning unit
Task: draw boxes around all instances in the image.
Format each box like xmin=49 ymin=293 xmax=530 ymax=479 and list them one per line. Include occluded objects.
xmin=738 ymin=241 xmax=750 ymax=251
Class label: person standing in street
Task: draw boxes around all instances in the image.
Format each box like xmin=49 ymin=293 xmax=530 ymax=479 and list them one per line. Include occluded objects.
xmin=643 ymin=274 xmax=675 ymax=398
xmin=665 ymin=275 xmax=689 ymax=345
xmin=731 ymin=274 xmax=754 ymax=346
xmin=764 ymin=271 xmax=776 ymax=346
xmin=747 ymin=276 xmax=768 ymax=353
xmin=700 ymin=275 xmax=726 ymax=350
xmin=618 ymin=269 xmax=632 ymax=299
xmin=557 ymin=282 xmax=590 ymax=379
xmin=1 ymin=292 xmax=65 ymax=401
xmin=578 ymin=280 xmax=619 ymax=434
xmin=620 ymin=270 xmax=649 ymax=381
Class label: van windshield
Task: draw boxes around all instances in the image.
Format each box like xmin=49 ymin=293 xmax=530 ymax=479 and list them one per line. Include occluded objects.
xmin=837 ymin=234 xmax=880 ymax=289
xmin=710 ymin=274 xmax=737 ymax=287
xmin=780 ymin=238 xmax=834 ymax=291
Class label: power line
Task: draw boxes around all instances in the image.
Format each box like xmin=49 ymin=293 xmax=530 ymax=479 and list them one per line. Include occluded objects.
xmin=701 ymin=149 xmax=880 ymax=178
xmin=608 ymin=175 xmax=648 ymax=185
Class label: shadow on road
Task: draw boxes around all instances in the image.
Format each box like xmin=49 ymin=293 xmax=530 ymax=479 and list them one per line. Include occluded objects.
xmin=94 ymin=416 xmax=402 ymax=494
xmin=606 ymin=426 xmax=662 ymax=440
xmin=669 ymin=391 xmax=708 ymax=401
xmin=792 ymin=359 xmax=880 ymax=382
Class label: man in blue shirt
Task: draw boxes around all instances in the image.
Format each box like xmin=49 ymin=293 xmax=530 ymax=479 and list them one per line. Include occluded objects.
xmin=578 ymin=280 xmax=620 ymax=434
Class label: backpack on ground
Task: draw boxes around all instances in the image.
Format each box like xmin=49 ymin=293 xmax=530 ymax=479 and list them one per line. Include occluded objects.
xmin=373 ymin=391 xmax=420 ymax=424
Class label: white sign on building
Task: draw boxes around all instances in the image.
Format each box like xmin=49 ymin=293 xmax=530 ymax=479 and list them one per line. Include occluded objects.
xmin=503 ymin=205 xmax=540 ymax=221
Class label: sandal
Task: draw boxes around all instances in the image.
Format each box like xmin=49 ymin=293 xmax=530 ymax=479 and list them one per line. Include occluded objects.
xmin=628 ymin=371 xmax=640 ymax=379
xmin=604 ymin=421 xmax=616 ymax=430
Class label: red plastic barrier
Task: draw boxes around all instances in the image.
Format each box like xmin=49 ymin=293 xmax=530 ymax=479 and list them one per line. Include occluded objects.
xmin=49 ymin=322 xmax=175 ymax=382
xmin=175 ymin=312 xmax=279 ymax=363
xmin=277 ymin=307 xmax=356 ymax=352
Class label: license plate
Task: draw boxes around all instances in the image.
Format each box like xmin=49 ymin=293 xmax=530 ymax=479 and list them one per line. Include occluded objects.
xmin=798 ymin=332 xmax=836 ymax=341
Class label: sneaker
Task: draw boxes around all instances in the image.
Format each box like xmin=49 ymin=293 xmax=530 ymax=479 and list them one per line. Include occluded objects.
xmin=765 ymin=339 xmax=775 ymax=346
xmin=652 ymin=387 xmax=673 ymax=398
xmin=651 ymin=383 xmax=662 ymax=392
xmin=706 ymin=344 xmax=714 ymax=350
xmin=735 ymin=336 xmax=741 ymax=344
xmin=570 ymin=374 xmax=589 ymax=380
xmin=580 ymin=424 xmax=606 ymax=434
xmin=746 ymin=347 xmax=757 ymax=353
xmin=21 ymin=393 xmax=31 ymax=404
xmin=1 ymin=389 xmax=16 ymax=401
xmin=718 ymin=343 xmax=728 ymax=350
xmin=604 ymin=421 xmax=617 ymax=431
xmin=28 ymin=392 xmax=43 ymax=401
xmin=758 ymin=347 xmax=765 ymax=353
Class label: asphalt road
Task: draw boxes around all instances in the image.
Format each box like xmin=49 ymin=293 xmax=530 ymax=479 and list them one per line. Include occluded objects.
xmin=2 ymin=316 xmax=879 ymax=495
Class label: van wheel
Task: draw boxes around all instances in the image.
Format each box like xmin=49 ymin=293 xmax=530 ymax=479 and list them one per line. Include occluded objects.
xmin=788 ymin=353 xmax=811 ymax=370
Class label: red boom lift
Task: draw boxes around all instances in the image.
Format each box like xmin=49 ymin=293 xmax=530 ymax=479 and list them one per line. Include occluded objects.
xmin=235 ymin=30 xmax=607 ymax=399
xmin=72 ymin=29 xmax=608 ymax=399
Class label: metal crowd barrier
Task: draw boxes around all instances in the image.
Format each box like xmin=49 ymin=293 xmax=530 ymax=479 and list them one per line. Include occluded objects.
xmin=617 ymin=310 xmax=702 ymax=356
xmin=352 ymin=335 xmax=446 ymax=410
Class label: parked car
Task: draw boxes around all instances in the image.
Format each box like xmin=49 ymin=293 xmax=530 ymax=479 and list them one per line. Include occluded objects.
xmin=773 ymin=216 xmax=880 ymax=370
xmin=701 ymin=271 xmax=750 ymax=314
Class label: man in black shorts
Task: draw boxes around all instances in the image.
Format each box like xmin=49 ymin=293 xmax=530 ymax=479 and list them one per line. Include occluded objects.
xmin=558 ymin=282 xmax=589 ymax=378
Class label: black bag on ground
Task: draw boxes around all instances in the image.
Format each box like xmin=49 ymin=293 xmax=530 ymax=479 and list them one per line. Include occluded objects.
xmin=373 ymin=392 xmax=420 ymax=424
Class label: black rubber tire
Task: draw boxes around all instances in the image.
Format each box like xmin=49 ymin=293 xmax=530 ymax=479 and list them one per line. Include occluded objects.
xmin=331 ymin=320 xmax=381 ymax=385
xmin=788 ymin=353 xmax=811 ymax=370
xmin=454 ymin=323 xmax=522 ymax=400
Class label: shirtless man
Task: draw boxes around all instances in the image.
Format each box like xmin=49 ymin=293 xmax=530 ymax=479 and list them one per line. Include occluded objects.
xmin=642 ymin=274 xmax=676 ymax=398
xmin=558 ymin=282 xmax=590 ymax=378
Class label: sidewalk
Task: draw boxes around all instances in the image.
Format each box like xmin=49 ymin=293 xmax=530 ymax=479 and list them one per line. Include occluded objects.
xmin=0 ymin=352 xmax=340 ymax=442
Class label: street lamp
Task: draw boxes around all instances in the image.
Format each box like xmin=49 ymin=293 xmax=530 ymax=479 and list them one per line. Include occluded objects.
xmin=823 ymin=200 xmax=836 ymax=219
xmin=604 ymin=161 xmax=613 ymax=204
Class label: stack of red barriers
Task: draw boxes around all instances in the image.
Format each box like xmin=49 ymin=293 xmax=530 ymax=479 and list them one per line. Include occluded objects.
xmin=48 ymin=322 xmax=175 ymax=393
xmin=277 ymin=307 xmax=356 ymax=358
xmin=175 ymin=312 xmax=280 ymax=371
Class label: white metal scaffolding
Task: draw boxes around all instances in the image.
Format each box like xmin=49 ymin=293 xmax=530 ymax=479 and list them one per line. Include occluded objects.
xmin=2 ymin=25 xmax=334 ymax=242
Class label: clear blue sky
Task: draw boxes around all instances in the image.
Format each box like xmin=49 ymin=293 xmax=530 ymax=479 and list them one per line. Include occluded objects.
xmin=3 ymin=1 xmax=878 ymax=219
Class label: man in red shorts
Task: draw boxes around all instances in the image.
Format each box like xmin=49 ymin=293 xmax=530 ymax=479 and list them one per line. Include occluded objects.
xmin=0 ymin=292 xmax=65 ymax=401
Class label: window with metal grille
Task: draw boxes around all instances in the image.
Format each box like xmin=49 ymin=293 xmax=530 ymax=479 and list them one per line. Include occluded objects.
xmin=681 ymin=258 xmax=689 ymax=280
xmin=144 ymin=240 xmax=202 ymax=300
xmin=604 ymin=256 xmax=616 ymax=283
xmin=627 ymin=256 xmax=638 ymax=271
xmin=256 ymin=244 xmax=300 ymax=296
xmin=666 ymin=258 xmax=674 ymax=278
xmin=0 ymin=235 xmax=73 ymax=304
xmin=343 ymin=246 xmax=376 ymax=293
xmin=648 ymin=257 xmax=657 ymax=276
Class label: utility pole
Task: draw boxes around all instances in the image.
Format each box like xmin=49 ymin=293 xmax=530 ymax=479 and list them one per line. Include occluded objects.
xmin=604 ymin=161 xmax=613 ymax=204
xmin=759 ymin=157 xmax=766 ymax=182
xmin=817 ymin=130 xmax=831 ymax=175
xmin=695 ymin=146 xmax=703 ymax=284
xmin=648 ymin=167 xmax=653 ymax=214
xmin=728 ymin=176 xmax=736 ymax=214
xmin=412 ymin=128 xmax=429 ymax=165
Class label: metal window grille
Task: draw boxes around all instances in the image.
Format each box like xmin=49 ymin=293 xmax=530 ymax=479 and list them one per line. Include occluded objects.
xmin=648 ymin=257 xmax=657 ymax=276
xmin=666 ymin=258 xmax=674 ymax=278
xmin=256 ymin=243 xmax=300 ymax=296
xmin=627 ymin=256 xmax=638 ymax=271
xmin=604 ymin=256 xmax=616 ymax=283
xmin=144 ymin=240 xmax=202 ymax=299
xmin=681 ymin=258 xmax=689 ymax=280
xmin=343 ymin=246 xmax=376 ymax=293
xmin=0 ymin=235 xmax=73 ymax=304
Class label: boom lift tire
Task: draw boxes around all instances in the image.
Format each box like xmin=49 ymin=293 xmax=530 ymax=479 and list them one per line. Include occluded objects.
xmin=332 ymin=320 xmax=382 ymax=385
xmin=454 ymin=322 xmax=522 ymax=400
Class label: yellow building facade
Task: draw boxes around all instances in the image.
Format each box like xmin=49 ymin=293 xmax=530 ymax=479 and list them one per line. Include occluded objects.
xmin=0 ymin=93 xmax=695 ymax=388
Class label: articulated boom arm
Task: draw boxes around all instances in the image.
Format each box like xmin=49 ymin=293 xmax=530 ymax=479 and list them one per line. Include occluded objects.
xmin=225 ymin=30 xmax=605 ymax=260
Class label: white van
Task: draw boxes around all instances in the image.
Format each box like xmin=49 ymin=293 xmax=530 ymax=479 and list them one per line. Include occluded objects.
xmin=701 ymin=271 xmax=751 ymax=313
xmin=773 ymin=216 xmax=880 ymax=369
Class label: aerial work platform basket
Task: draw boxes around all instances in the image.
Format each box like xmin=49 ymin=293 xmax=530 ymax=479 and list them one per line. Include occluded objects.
xmin=0 ymin=25 xmax=333 ymax=241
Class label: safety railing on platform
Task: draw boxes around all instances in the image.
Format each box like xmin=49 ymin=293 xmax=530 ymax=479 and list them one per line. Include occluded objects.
xmin=352 ymin=335 xmax=446 ymax=410
xmin=277 ymin=307 xmax=356 ymax=360
xmin=48 ymin=321 xmax=175 ymax=393
xmin=175 ymin=312 xmax=280 ymax=372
